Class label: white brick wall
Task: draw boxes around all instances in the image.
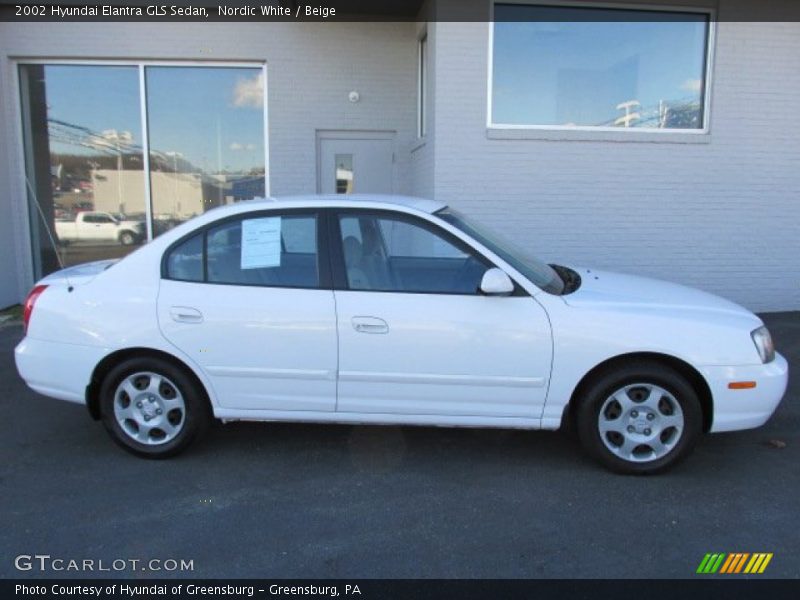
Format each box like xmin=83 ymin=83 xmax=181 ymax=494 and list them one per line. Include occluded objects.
xmin=432 ymin=12 xmax=800 ymax=312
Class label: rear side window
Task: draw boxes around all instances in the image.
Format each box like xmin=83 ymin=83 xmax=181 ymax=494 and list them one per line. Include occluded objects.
xmin=165 ymin=233 xmax=203 ymax=282
xmin=164 ymin=214 xmax=320 ymax=289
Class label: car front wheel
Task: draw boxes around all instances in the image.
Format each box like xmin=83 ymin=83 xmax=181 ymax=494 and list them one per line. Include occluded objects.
xmin=575 ymin=362 xmax=702 ymax=474
xmin=99 ymin=357 xmax=210 ymax=458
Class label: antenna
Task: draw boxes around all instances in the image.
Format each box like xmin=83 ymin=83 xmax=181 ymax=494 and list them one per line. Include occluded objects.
xmin=25 ymin=175 xmax=72 ymax=290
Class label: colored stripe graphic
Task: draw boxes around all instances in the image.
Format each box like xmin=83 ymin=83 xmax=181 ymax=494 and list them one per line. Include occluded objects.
xmin=697 ymin=553 xmax=726 ymax=574
xmin=720 ymin=553 xmax=737 ymax=573
xmin=696 ymin=554 xmax=713 ymax=573
xmin=699 ymin=553 xmax=773 ymax=575
xmin=724 ymin=553 xmax=749 ymax=573
xmin=734 ymin=553 xmax=750 ymax=573
xmin=758 ymin=553 xmax=773 ymax=573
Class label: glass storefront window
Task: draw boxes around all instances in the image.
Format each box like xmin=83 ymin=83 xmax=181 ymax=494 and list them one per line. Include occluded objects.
xmin=19 ymin=64 xmax=145 ymax=274
xmin=145 ymin=66 xmax=266 ymax=236
xmin=18 ymin=62 xmax=267 ymax=279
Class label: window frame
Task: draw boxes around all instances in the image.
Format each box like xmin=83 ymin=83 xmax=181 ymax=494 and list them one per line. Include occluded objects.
xmin=486 ymin=1 xmax=716 ymax=135
xmin=417 ymin=33 xmax=428 ymax=139
xmin=161 ymin=208 xmax=331 ymax=291
xmin=328 ymin=208 xmax=527 ymax=297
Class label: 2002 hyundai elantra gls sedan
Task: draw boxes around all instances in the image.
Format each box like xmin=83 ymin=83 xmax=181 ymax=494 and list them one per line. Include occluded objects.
xmin=15 ymin=195 xmax=788 ymax=473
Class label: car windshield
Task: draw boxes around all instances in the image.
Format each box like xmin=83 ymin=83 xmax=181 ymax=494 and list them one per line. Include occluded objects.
xmin=436 ymin=208 xmax=565 ymax=295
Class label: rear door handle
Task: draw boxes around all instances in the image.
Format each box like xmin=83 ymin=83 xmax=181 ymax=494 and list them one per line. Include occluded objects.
xmin=170 ymin=306 xmax=203 ymax=323
xmin=352 ymin=316 xmax=389 ymax=334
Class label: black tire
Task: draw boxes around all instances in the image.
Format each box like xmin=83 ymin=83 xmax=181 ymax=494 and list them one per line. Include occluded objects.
xmin=119 ymin=231 xmax=136 ymax=246
xmin=99 ymin=357 xmax=210 ymax=458
xmin=575 ymin=361 xmax=702 ymax=474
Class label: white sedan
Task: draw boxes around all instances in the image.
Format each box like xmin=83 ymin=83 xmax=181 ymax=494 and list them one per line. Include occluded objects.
xmin=15 ymin=195 xmax=788 ymax=473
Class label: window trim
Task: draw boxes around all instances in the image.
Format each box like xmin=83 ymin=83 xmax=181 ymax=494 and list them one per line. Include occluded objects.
xmin=486 ymin=1 xmax=716 ymax=135
xmin=329 ymin=208 xmax=527 ymax=297
xmin=161 ymin=208 xmax=331 ymax=291
xmin=417 ymin=32 xmax=428 ymax=139
xmin=14 ymin=58 xmax=270 ymax=268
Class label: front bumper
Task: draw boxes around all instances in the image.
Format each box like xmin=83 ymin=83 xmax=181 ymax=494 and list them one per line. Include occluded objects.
xmin=701 ymin=352 xmax=789 ymax=432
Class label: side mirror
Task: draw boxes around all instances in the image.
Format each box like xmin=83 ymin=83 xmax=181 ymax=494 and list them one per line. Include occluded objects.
xmin=479 ymin=268 xmax=514 ymax=296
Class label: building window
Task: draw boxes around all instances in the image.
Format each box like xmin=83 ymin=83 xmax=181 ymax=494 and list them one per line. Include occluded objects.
xmin=335 ymin=154 xmax=354 ymax=194
xmin=490 ymin=4 xmax=711 ymax=131
xmin=18 ymin=62 xmax=267 ymax=279
xmin=417 ymin=34 xmax=428 ymax=138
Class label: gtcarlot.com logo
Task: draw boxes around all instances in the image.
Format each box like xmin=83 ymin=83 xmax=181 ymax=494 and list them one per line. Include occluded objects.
xmin=696 ymin=552 xmax=773 ymax=574
xmin=14 ymin=554 xmax=194 ymax=573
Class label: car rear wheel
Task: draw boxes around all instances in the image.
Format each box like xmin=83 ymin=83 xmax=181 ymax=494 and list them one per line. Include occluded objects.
xmin=99 ymin=357 xmax=210 ymax=458
xmin=575 ymin=362 xmax=702 ymax=474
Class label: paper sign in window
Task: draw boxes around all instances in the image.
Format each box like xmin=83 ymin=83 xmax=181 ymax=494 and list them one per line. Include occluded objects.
xmin=241 ymin=217 xmax=281 ymax=269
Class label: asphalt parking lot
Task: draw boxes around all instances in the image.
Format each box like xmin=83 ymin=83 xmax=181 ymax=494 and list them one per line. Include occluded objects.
xmin=0 ymin=313 xmax=797 ymax=579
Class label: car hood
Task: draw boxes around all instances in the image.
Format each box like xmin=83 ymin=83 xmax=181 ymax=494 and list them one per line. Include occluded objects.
xmin=39 ymin=259 xmax=119 ymax=286
xmin=562 ymin=267 xmax=757 ymax=320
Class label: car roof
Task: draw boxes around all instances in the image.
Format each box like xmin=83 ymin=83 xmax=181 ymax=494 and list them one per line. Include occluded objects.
xmin=219 ymin=194 xmax=447 ymax=215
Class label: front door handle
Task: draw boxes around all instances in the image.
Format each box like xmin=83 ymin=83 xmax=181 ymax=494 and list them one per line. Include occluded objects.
xmin=170 ymin=306 xmax=203 ymax=323
xmin=352 ymin=316 xmax=389 ymax=334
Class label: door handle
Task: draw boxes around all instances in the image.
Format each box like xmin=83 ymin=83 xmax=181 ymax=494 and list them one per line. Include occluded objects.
xmin=352 ymin=316 xmax=389 ymax=334
xmin=170 ymin=306 xmax=203 ymax=323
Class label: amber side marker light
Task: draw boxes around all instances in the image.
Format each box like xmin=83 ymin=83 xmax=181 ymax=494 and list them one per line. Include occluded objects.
xmin=728 ymin=381 xmax=757 ymax=390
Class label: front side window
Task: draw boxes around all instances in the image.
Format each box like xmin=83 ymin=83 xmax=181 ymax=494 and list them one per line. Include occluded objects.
xmin=338 ymin=214 xmax=489 ymax=294
xmin=437 ymin=208 xmax=564 ymax=295
xmin=491 ymin=4 xmax=710 ymax=130
xmin=164 ymin=214 xmax=319 ymax=288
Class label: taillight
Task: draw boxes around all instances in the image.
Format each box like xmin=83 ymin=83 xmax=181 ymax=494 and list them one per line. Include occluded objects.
xmin=22 ymin=284 xmax=48 ymax=334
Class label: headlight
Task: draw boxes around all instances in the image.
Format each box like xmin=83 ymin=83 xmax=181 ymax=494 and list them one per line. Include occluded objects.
xmin=751 ymin=326 xmax=775 ymax=363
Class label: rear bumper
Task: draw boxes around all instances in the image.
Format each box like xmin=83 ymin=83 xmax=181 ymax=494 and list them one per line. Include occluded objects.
xmin=14 ymin=336 xmax=107 ymax=405
xmin=702 ymin=353 xmax=789 ymax=432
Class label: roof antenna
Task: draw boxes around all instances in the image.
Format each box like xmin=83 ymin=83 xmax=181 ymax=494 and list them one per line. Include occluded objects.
xmin=25 ymin=175 xmax=73 ymax=291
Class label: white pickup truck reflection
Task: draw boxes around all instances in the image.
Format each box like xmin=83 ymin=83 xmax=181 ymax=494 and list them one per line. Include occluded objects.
xmin=55 ymin=211 xmax=144 ymax=246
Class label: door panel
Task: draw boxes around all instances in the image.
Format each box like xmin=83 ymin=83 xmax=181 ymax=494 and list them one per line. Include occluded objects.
xmin=158 ymin=282 xmax=337 ymax=411
xmin=331 ymin=210 xmax=553 ymax=418
xmin=335 ymin=291 xmax=552 ymax=417
xmin=157 ymin=210 xmax=337 ymax=412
